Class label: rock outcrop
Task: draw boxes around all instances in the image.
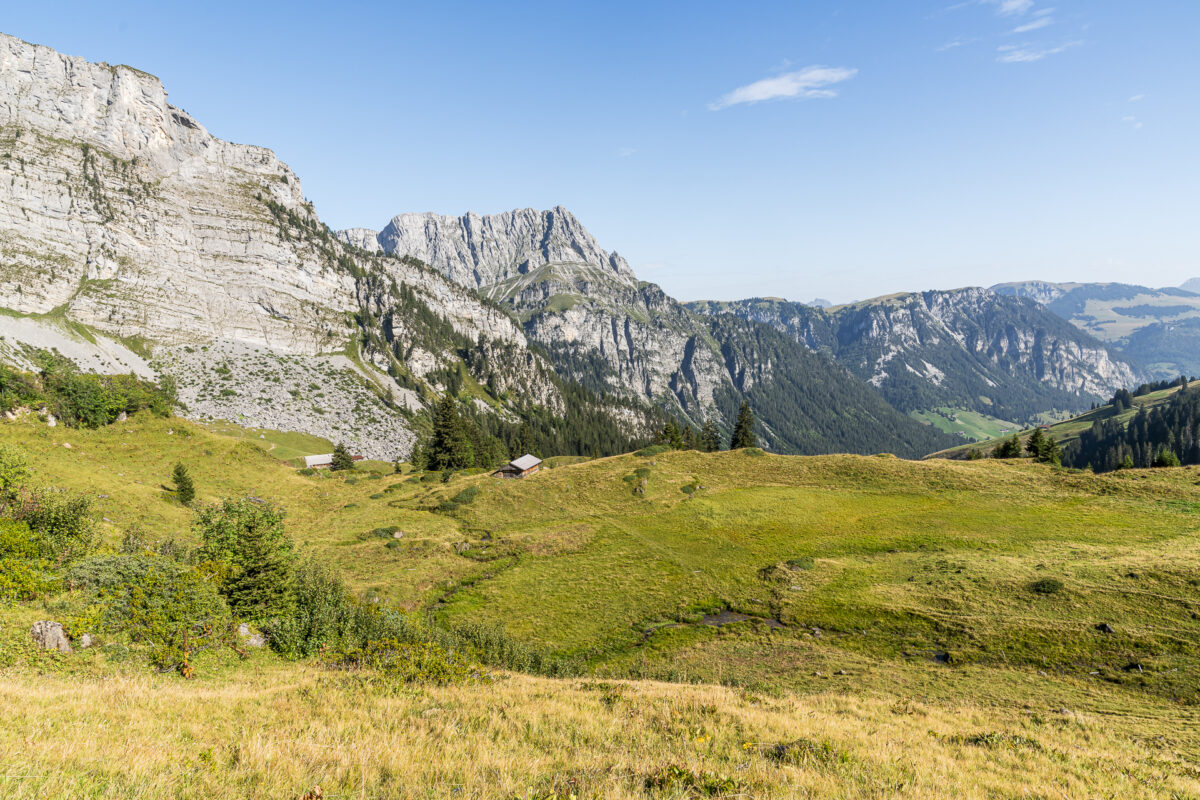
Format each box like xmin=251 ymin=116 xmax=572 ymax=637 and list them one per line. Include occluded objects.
xmin=30 ymin=620 xmax=72 ymax=653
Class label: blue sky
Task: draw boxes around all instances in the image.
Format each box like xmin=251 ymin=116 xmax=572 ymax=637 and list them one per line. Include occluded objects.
xmin=7 ymin=1 xmax=1198 ymax=303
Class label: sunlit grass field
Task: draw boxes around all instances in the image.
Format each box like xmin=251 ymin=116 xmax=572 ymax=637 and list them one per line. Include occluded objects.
xmin=4 ymin=414 xmax=1200 ymax=796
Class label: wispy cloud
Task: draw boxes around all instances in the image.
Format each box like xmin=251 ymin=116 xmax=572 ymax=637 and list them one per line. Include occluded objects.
xmin=1129 ymin=94 xmax=1145 ymax=102
xmin=1012 ymin=16 xmax=1052 ymax=32
xmin=985 ymin=0 xmax=1034 ymax=16
xmin=937 ymin=36 xmax=980 ymax=51
xmin=616 ymin=147 xmax=636 ymax=158
xmin=708 ymin=66 xmax=858 ymax=111
xmin=996 ymin=40 xmax=1080 ymax=62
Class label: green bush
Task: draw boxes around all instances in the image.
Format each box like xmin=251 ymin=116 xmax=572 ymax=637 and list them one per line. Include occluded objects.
xmin=0 ymin=519 xmax=38 ymax=559
xmin=19 ymin=489 xmax=97 ymax=560
xmin=1029 ymin=578 xmax=1064 ymax=595
xmin=65 ymin=554 xmax=186 ymax=591
xmin=330 ymin=638 xmax=471 ymax=685
xmin=94 ymin=565 xmax=234 ymax=675
xmin=0 ymin=557 xmax=58 ymax=601
xmin=0 ymin=444 xmax=31 ymax=502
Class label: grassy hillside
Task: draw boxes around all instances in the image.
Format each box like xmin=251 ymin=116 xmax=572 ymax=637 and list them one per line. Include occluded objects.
xmin=3 ymin=414 xmax=1200 ymax=796
xmin=932 ymin=383 xmax=1186 ymax=459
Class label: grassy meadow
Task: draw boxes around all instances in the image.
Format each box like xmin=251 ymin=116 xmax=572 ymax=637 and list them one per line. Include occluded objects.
xmin=3 ymin=413 xmax=1200 ymax=796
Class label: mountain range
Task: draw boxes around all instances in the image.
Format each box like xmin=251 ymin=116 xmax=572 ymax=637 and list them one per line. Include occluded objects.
xmin=993 ymin=280 xmax=1200 ymax=378
xmin=0 ymin=32 xmax=1175 ymax=457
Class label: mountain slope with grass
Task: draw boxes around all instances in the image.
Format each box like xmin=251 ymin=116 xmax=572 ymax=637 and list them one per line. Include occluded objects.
xmin=2 ymin=411 xmax=1199 ymax=796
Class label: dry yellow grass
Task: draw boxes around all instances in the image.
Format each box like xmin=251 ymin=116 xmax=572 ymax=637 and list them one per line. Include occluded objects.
xmin=0 ymin=661 xmax=1196 ymax=799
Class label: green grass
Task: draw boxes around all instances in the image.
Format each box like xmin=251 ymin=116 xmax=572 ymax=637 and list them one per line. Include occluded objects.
xmin=911 ymin=406 xmax=1019 ymax=442
xmin=5 ymin=413 xmax=1200 ymax=748
xmin=934 ymin=384 xmax=1187 ymax=458
xmin=200 ymin=420 xmax=334 ymax=465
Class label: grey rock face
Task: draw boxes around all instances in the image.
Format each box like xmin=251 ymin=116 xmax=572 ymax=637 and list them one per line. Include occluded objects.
xmin=30 ymin=620 xmax=72 ymax=653
xmin=0 ymin=33 xmax=578 ymax=458
xmin=353 ymin=207 xmax=637 ymax=291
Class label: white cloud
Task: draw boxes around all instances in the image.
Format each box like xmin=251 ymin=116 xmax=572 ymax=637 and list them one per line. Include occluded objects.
xmin=1012 ymin=16 xmax=1052 ymax=32
xmin=1129 ymin=94 xmax=1145 ymax=102
xmin=937 ymin=36 xmax=980 ymax=51
xmin=708 ymin=66 xmax=858 ymax=111
xmin=996 ymin=40 xmax=1080 ymax=62
xmin=616 ymin=147 xmax=636 ymax=158
xmin=986 ymin=0 xmax=1034 ymax=16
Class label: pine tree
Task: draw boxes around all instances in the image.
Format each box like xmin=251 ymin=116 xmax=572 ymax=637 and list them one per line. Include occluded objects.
xmin=657 ymin=421 xmax=684 ymax=449
xmin=1025 ymin=428 xmax=1045 ymax=458
xmin=429 ymin=394 xmax=475 ymax=470
xmin=172 ymin=462 xmax=195 ymax=506
xmin=992 ymin=434 xmax=1022 ymax=459
xmin=699 ymin=420 xmax=722 ymax=452
xmin=730 ymin=401 xmax=757 ymax=449
xmin=330 ymin=442 xmax=354 ymax=471
xmin=195 ymin=498 xmax=294 ymax=620
xmin=222 ymin=512 xmax=295 ymax=620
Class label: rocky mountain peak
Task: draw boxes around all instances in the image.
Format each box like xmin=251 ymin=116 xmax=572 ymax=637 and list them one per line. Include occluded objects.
xmin=340 ymin=205 xmax=637 ymax=291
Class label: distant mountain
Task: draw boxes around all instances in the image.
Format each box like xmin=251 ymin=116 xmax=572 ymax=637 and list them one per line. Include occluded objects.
xmin=344 ymin=212 xmax=957 ymax=457
xmin=688 ymin=289 xmax=1140 ymax=424
xmin=992 ymin=281 xmax=1200 ymax=378
xmin=1182 ymin=278 xmax=1200 ymax=294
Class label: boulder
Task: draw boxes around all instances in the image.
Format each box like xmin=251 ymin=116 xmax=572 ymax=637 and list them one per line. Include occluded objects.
xmin=30 ymin=621 xmax=72 ymax=653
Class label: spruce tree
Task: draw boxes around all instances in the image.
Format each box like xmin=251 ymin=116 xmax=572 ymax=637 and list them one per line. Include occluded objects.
xmin=195 ymin=498 xmax=295 ymax=620
xmin=730 ymin=401 xmax=757 ymax=449
xmin=172 ymin=462 xmax=195 ymax=506
xmin=699 ymin=420 xmax=722 ymax=452
xmin=330 ymin=442 xmax=354 ymax=471
xmin=430 ymin=394 xmax=474 ymax=470
xmin=1025 ymin=428 xmax=1045 ymax=458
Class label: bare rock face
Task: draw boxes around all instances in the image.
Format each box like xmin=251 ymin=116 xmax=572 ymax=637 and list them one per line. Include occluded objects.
xmin=0 ymin=33 xmax=578 ymax=459
xmin=353 ymin=207 xmax=638 ymax=291
xmin=30 ymin=620 xmax=72 ymax=653
xmin=0 ymin=32 xmax=355 ymax=354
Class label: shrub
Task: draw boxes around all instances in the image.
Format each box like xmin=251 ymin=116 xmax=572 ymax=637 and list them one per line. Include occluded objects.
xmin=90 ymin=563 xmax=235 ymax=675
xmin=1029 ymin=578 xmax=1064 ymax=595
xmin=786 ymin=556 xmax=815 ymax=571
xmin=19 ymin=489 xmax=97 ymax=560
xmin=0 ymin=444 xmax=31 ymax=503
xmin=330 ymin=638 xmax=472 ymax=684
xmin=65 ymin=554 xmax=186 ymax=591
xmin=0 ymin=557 xmax=58 ymax=601
xmin=634 ymin=444 xmax=669 ymax=457
xmin=0 ymin=519 xmax=38 ymax=559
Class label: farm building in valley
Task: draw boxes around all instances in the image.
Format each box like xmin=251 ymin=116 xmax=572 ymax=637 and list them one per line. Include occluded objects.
xmin=303 ymin=453 xmax=364 ymax=469
xmin=494 ymin=454 xmax=542 ymax=479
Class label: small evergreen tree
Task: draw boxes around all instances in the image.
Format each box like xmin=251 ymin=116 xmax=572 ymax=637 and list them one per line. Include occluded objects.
xmin=1025 ymin=428 xmax=1045 ymax=458
xmin=172 ymin=462 xmax=195 ymax=505
xmin=195 ymin=498 xmax=295 ymax=620
xmin=699 ymin=420 xmax=722 ymax=452
xmin=992 ymin=434 xmax=1022 ymax=459
xmin=656 ymin=421 xmax=684 ymax=449
xmin=331 ymin=443 xmax=355 ymax=471
xmin=730 ymin=401 xmax=757 ymax=449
